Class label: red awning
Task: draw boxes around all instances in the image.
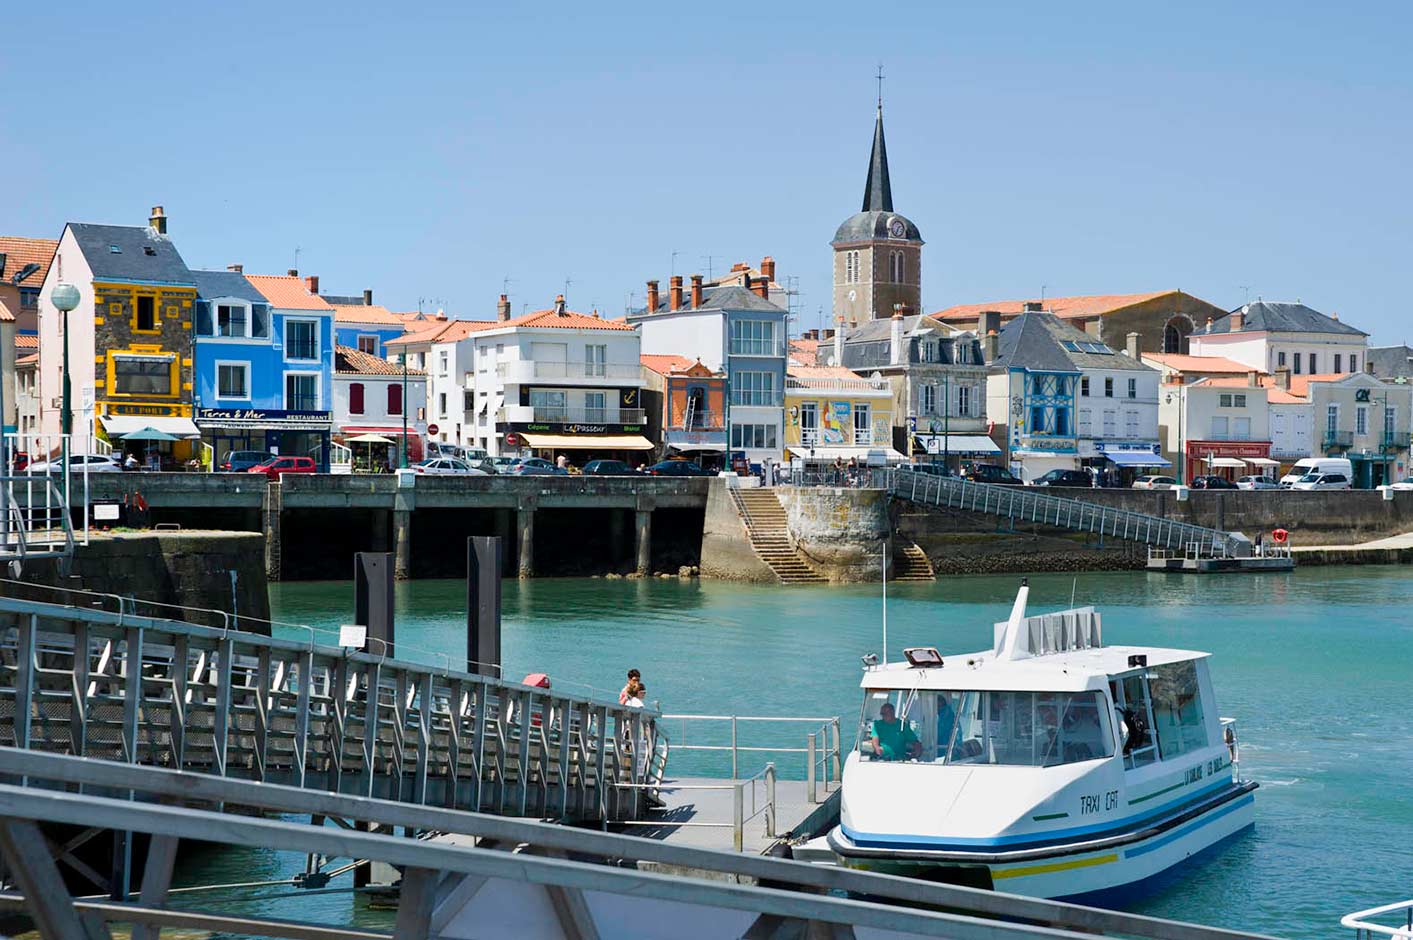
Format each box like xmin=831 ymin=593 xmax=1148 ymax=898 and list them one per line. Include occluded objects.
xmin=338 ymin=426 xmax=418 ymax=437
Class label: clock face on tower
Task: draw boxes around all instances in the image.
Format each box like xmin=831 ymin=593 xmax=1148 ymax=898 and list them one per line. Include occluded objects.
xmin=889 ymin=218 xmax=906 ymax=238
xmin=848 ymin=290 xmax=857 ymax=302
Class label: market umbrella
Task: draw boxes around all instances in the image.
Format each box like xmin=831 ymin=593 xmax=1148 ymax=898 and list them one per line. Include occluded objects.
xmin=347 ymin=433 xmax=396 ymax=444
xmin=121 ymin=427 xmax=182 ymax=442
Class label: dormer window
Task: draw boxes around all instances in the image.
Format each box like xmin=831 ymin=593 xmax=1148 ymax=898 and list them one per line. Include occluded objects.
xmin=109 ymin=245 xmax=121 ymax=254
xmin=218 ymin=303 xmax=248 ymax=337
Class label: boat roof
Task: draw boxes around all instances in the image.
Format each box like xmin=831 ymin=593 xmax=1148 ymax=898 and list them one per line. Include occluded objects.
xmin=861 ymin=644 xmax=1209 ymax=693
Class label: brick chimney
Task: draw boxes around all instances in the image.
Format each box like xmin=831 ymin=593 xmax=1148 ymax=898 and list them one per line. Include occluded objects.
xmin=690 ymin=274 xmax=703 ymax=309
xmin=226 ymin=263 xmax=243 ymax=273
xmin=1231 ymin=305 xmax=1246 ymax=332
xmin=646 ymin=280 xmax=659 ymax=313
xmin=669 ymin=275 xmax=683 ymax=312
xmin=890 ymin=305 xmax=905 ymax=365
xmin=1023 ymin=300 xmax=1044 ymax=313
xmin=760 ymin=256 xmax=776 ymax=281
xmin=983 ymin=329 xmax=999 ymax=363
xmin=978 ymin=310 xmax=1001 ymax=339
xmin=1126 ymin=332 xmax=1141 ymax=359
xmin=748 ymin=275 xmax=768 ymax=300
xmin=149 ymin=206 xmax=167 ymax=234
xmin=363 ymin=288 xmax=373 ymax=305
xmin=497 ymin=294 xmax=511 ymax=321
xmin=1275 ymin=368 xmax=1291 ymax=390
xmin=304 ymin=275 xmax=319 ymax=295
xmin=287 ymin=268 xmax=299 ymax=277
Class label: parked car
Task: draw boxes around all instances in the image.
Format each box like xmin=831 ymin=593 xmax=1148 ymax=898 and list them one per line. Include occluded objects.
xmin=1236 ymin=475 xmax=1280 ymax=491
xmin=1030 ymin=469 xmax=1092 ymax=487
xmin=1189 ymin=475 xmax=1238 ymax=490
xmin=1132 ymin=475 xmax=1177 ymax=490
xmin=507 ymin=457 xmax=568 ymax=476
xmin=904 ymin=462 xmax=952 ymax=477
xmin=582 ymin=459 xmax=641 ymax=476
xmin=1290 ymin=472 xmax=1351 ymax=491
xmin=644 ymin=459 xmax=714 ymax=476
xmin=1382 ymin=476 xmax=1413 ymax=491
xmin=962 ymin=464 xmax=1022 ymax=485
xmin=220 ymin=450 xmax=274 ymax=472
xmin=1279 ymin=457 xmax=1353 ymax=488
xmin=247 ymin=456 xmax=317 ymax=479
xmin=490 ymin=456 xmax=520 ymax=471
xmin=413 ymin=457 xmax=487 ymax=476
xmin=28 ymin=454 xmax=123 ymax=474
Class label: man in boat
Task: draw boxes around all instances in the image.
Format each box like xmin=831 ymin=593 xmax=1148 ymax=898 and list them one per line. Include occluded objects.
xmin=870 ymin=702 xmax=922 ymax=761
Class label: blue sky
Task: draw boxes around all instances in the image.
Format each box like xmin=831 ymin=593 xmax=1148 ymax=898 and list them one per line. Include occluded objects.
xmin=5 ymin=2 xmax=1410 ymax=342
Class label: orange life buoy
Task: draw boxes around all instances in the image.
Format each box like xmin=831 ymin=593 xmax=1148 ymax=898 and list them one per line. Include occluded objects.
xmin=134 ymin=493 xmax=148 ymax=513
xmin=1272 ymin=528 xmax=1288 ymax=544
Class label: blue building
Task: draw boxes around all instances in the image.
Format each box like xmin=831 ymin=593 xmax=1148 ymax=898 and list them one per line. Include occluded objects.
xmin=987 ymin=313 xmax=1081 ymax=481
xmin=192 ymin=271 xmax=334 ymax=468
xmin=319 ymin=289 xmax=408 ymax=358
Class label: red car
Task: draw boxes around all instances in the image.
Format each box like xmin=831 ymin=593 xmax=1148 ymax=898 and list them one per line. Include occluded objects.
xmin=246 ymin=456 xmax=317 ymax=479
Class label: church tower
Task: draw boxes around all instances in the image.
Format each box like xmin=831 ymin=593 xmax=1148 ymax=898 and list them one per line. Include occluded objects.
xmin=831 ymin=105 xmax=924 ymax=324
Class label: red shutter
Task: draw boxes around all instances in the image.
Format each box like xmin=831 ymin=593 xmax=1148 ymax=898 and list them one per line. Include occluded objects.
xmin=388 ymin=383 xmax=402 ymax=416
xmin=350 ymin=383 xmax=365 ymax=415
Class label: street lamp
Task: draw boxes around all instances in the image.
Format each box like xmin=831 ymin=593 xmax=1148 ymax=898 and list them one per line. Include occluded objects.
xmin=400 ymin=352 xmax=409 ymax=469
xmin=51 ymin=283 xmax=81 ymax=499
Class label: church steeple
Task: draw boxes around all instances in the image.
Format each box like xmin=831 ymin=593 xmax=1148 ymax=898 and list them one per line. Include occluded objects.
xmin=861 ymin=106 xmax=893 ymax=213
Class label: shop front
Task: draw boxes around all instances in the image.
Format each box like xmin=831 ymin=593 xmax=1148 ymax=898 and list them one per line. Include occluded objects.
xmin=196 ymin=407 xmax=333 ymax=471
xmin=909 ymin=432 xmax=1000 ymax=471
xmin=503 ymin=420 xmax=655 ymax=470
xmin=1183 ymin=439 xmax=1274 ymax=483
xmin=1080 ymin=440 xmax=1170 ymax=486
xmin=95 ymin=402 xmax=202 ymax=470
xmin=664 ymin=429 xmax=727 ymax=470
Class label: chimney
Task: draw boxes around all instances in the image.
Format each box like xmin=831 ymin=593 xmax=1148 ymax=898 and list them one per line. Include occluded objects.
xmin=833 ymin=316 xmax=845 ymax=365
xmin=1230 ymin=305 xmax=1246 ymax=332
xmin=1366 ymin=357 xmax=1375 ymax=375
xmin=304 ymin=275 xmax=319 ymax=295
xmin=646 ymin=280 xmax=659 ymax=313
xmin=1275 ymin=368 xmax=1291 ymax=390
xmin=362 ymin=288 xmax=373 ymax=306
xmin=287 ymin=268 xmax=299 ymax=277
xmin=669 ymin=275 xmax=683 ymax=312
xmin=1125 ymin=332 xmax=1141 ymax=359
xmin=1023 ymin=300 xmax=1044 ymax=313
xmin=978 ymin=310 xmax=1001 ymax=339
xmin=690 ymin=274 xmax=703 ymax=309
xmin=226 ymin=263 xmax=243 ymax=273
xmin=497 ymin=294 xmax=511 ymax=322
xmin=890 ymin=305 xmax=905 ymax=365
xmin=554 ymin=294 xmax=568 ymax=316
xmin=1247 ymin=370 xmax=1260 ymax=388
xmin=1083 ymin=318 xmax=1102 ymax=338
xmin=148 ymin=205 xmax=167 ymax=234
xmin=983 ymin=330 xmax=999 ymax=363
xmin=760 ymin=256 xmax=776 ymax=282
xmin=748 ymin=275 xmax=768 ymax=300
xmin=822 ymin=328 xmax=835 ymax=340
xmin=731 ymin=262 xmax=749 ymax=273
xmin=1170 ymin=375 xmax=1185 ymax=387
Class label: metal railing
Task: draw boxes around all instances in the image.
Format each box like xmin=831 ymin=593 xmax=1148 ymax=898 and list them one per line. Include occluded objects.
xmin=497 ymin=360 xmax=644 ymax=381
xmin=799 ymin=428 xmax=891 ymax=448
xmin=1384 ymin=431 xmax=1412 ymax=449
xmin=497 ymin=406 xmax=647 ymax=425
xmin=660 ymin=713 xmax=843 ymax=801
xmin=1343 ymin=901 xmax=1413 ymax=940
xmin=0 ymin=594 xmax=664 ymax=824
xmin=1325 ymin=430 xmax=1355 ymax=448
xmin=883 ymin=467 xmax=1246 ymax=557
xmin=618 ymin=762 xmax=778 ymax=852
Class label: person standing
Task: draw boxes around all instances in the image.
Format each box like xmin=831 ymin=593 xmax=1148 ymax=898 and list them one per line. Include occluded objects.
xmin=619 ymin=668 xmax=642 ymax=705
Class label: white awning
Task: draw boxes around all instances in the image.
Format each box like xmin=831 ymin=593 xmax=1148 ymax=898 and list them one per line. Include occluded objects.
xmin=786 ymin=445 xmax=906 ymax=462
xmin=914 ymin=434 xmax=1001 ymax=456
xmin=98 ymin=415 xmax=202 ymax=439
xmin=668 ymin=441 xmax=726 ymax=453
xmin=1203 ymin=457 xmax=1248 ymax=469
xmin=1244 ymin=457 xmax=1280 ymax=467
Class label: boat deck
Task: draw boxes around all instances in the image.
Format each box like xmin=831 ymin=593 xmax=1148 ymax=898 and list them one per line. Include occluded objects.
xmin=628 ymin=776 xmax=839 ymax=855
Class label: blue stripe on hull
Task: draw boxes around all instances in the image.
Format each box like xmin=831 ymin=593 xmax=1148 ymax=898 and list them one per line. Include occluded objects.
xmin=1123 ymin=793 xmax=1254 ymax=859
xmin=1057 ymin=821 xmax=1256 ymax=909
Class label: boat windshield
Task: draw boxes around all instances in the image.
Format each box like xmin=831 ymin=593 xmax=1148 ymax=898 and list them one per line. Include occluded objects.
xmin=858 ymin=689 xmax=1115 ymax=766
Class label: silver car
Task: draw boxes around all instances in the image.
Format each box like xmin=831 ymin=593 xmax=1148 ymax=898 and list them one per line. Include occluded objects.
xmin=1235 ymin=475 xmax=1279 ymax=490
xmin=413 ymin=458 xmax=487 ymax=476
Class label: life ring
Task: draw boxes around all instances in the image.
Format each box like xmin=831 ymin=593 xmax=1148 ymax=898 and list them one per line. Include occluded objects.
xmin=133 ymin=493 xmax=148 ymax=513
xmin=1271 ymin=528 xmax=1288 ymax=544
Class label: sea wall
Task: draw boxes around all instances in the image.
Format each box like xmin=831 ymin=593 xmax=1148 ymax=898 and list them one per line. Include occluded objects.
xmin=12 ymin=531 xmax=271 ymax=632
xmin=777 ymin=485 xmax=891 ymax=582
xmin=699 ymin=479 xmax=776 ymax=583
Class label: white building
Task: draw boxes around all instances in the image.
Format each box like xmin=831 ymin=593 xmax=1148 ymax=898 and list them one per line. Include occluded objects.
xmin=332 ymin=345 xmax=427 ymax=464
xmin=1189 ymin=301 xmax=1368 ymax=377
xmin=1158 ymin=375 xmax=1277 ymax=482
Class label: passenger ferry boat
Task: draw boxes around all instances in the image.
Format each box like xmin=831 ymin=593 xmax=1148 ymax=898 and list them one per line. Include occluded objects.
xmin=827 ymin=581 xmax=1256 ymax=902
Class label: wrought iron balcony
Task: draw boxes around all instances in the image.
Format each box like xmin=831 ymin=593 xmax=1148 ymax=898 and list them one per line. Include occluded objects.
xmin=1324 ymin=430 xmax=1354 ymax=448
xmin=1383 ymin=431 xmax=1412 ymax=449
xmin=498 ymin=406 xmax=646 ymax=425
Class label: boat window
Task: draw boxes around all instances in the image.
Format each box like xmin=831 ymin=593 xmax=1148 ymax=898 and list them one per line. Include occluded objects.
xmin=856 ymin=690 xmax=925 ymax=761
xmin=1111 ymin=675 xmax=1160 ymax=769
xmin=940 ymin=690 xmax=1113 ymax=767
xmin=1147 ymin=661 xmax=1208 ymax=759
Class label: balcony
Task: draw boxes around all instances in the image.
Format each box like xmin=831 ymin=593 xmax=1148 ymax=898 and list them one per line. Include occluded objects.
xmin=498 ymin=406 xmax=646 ymax=425
xmin=786 ymin=376 xmax=890 ymax=392
xmin=495 ymin=360 xmax=643 ymax=383
xmin=800 ymin=427 xmax=891 ymax=448
xmin=729 ymin=391 xmax=784 ymax=408
xmin=1324 ymin=430 xmax=1354 ymax=449
xmin=1383 ymin=431 xmax=1412 ymax=450
xmin=669 ymin=410 xmax=725 ymax=432
xmin=728 ymin=339 xmax=787 ymax=358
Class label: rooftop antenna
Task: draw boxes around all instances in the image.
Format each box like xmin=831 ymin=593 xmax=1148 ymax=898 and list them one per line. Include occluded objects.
xmin=502 ymin=275 xmax=514 ymax=295
xmin=701 ymin=255 xmax=718 ymax=280
xmin=563 ymin=276 xmax=573 ymax=302
xmin=1238 ymin=285 xmax=1252 ymax=305
xmin=1041 ymin=284 xmax=1047 ymax=306
xmin=293 ymin=246 xmax=302 ymax=272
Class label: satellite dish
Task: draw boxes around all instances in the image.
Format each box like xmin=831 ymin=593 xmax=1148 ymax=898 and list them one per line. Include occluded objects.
xmin=11 ymin=263 xmax=40 ymax=285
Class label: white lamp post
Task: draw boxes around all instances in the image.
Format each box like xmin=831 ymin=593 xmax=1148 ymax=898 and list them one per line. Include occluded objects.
xmin=51 ymin=283 xmax=82 ymax=503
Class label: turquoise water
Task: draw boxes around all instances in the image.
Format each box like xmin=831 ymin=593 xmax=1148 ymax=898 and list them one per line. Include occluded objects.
xmin=173 ymin=568 xmax=1413 ymax=938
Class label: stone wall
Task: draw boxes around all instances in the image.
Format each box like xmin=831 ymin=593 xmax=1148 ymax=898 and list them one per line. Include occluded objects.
xmin=13 ymin=531 xmax=271 ymax=633
xmin=698 ymin=479 xmax=775 ymax=582
xmin=778 ymin=486 xmax=891 ymax=581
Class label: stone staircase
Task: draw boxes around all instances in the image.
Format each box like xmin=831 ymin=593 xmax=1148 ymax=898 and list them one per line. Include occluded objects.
xmin=731 ymin=488 xmax=826 ymax=584
xmin=892 ymin=541 xmax=935 ymax=581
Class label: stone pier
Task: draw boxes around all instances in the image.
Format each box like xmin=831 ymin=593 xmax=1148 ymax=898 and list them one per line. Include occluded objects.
xmin=635 ymin=506 xmax=653 ymax=576
xmin=517 ymin=504 xmax=536 ymax=579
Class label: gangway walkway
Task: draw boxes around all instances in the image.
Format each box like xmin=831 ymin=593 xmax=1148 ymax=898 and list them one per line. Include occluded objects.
xmin=0 ymin=594 xmax=664 ymax=825
xmin=882 ymin=467 xmax=1250 ymax=558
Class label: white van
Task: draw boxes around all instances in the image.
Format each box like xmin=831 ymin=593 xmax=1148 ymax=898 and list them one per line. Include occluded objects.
xmin=1280 ymin=457 xmax=1354 ymax=488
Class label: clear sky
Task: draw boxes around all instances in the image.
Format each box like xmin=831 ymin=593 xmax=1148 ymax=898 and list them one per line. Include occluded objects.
xmin=5 ymin=2 xmax=1410 ymax=343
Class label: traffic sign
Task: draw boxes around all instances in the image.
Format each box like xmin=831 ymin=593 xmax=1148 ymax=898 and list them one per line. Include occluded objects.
xmin=427 ymin=423 xmax=440 ymax=436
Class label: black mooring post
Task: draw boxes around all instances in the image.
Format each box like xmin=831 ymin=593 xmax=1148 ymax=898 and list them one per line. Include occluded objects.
xmin=467 ymin=537 xmax=502 ymax=677
xmin=355 ymin=552 xmax=395 ymax=658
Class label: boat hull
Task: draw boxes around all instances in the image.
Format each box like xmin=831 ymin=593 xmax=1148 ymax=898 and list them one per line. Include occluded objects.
xmin=830 ymin=783 xmax=1256 ymax=900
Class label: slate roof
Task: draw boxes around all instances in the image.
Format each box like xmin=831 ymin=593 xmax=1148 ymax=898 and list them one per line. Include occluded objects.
xmin=335 ymin=344 xmax=424 ymax=376
xmin=991 ymin=312 xmax=1151 ymax=374
xmin=832 ymin=106 xmax=923 ymax=245
xmin=191 ymin=270 xmax=268 ymax=304
xmin=245 ymin=275 xmax=334 ymax=311
xmin=634 ymin=284 xmax=787 ymax=316
xmin=840 ymin=313 xmax=936 ymax=343
xmin=0 ymin=236 xmax=59 ymax=287
xmin=68 ymin=224 xmax=193 ymax=285
xmin=1203 ymin=301 xmax=1366 ymax=337
xmin=1368 ymin=345 xmax=1413 ymax=379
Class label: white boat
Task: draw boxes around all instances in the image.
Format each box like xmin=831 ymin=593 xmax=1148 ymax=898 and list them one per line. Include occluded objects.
xmin=827 ymin=580 xmax=1256 ymax=903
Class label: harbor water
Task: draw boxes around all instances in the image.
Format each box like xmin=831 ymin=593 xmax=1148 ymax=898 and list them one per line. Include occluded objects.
xmin=167 ymin=567 xmax=1413 ymax=939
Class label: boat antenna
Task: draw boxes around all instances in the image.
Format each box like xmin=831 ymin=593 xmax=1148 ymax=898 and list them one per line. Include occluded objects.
xmin=881 ymin=541 xmax=888 ymax=664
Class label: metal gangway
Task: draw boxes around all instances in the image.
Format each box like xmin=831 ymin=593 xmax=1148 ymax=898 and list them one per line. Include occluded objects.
xmin=0 ymin=747 xmax=1286 ymax=940
xmin=0 ymin=593 xmax=665 ymax=826
xmin=882 ymin=467 xmax=1249 ymax=558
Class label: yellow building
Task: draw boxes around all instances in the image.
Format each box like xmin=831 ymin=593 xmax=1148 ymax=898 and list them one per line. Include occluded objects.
xmin=784 ymin=366 xmax=900 ymax=462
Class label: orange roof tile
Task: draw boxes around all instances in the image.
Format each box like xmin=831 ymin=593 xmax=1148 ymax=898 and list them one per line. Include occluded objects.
xmin=1143 ymin=353 xmax=1261 ymax=374
xmin=0 ymin=236 xmax=59 ymax=289
xmin=16 ymin=353 xmax=37 ymax=366
xmin=329 ymin=303 xmax=405 ymax=326
xmin=504 ymin=306 xmax=636 ymax=331
xmin=1266 ymin=388 xmax=1306 ymax=405
xmin=334 ymin=344 xmax=425 ymax=376
xmin=788 ymin=338 xmax=821 ymax=365
xmin=245 ymin=275 xmax=334 ymax=311
xmin=640 ymin=354 xmax=697 ymax=375
xmin=385 ymin=319 xmax=496 ymax=346
xmin=932 ymin=291 xmax=1173 ymax=323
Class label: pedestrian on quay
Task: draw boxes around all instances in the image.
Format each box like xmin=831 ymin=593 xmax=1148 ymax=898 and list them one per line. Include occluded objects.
xmin=619 ymin=668 xmax=643 ymax=705
xmin=556 ymin=454 xmax=568 ymax=471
